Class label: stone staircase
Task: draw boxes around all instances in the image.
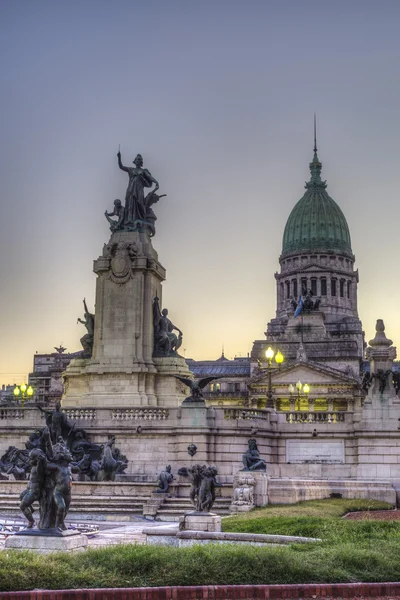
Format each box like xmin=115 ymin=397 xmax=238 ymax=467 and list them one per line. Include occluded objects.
xmin=155 ymin=496 xmax=232 ymax=521
xmin=0 ymin=492 xmax=151 ymax=521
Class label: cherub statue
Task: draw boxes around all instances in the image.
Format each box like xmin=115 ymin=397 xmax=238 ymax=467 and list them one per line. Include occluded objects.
xmin=105 ymin=199 xmax=125 ymax=232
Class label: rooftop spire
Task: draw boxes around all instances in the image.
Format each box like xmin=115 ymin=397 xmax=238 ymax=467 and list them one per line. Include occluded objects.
xmin=306 ymin=114 xmax=326 ymax=189
xmin=313 ymin=113 xmax=317 ymax=154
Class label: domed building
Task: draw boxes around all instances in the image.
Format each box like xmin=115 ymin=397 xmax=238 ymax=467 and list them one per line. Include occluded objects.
xmin=252 ymin=141 xmax=364 ymax=372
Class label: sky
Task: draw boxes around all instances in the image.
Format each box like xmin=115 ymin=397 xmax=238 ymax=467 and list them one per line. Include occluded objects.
xmin=1 ymin=0 xmax=400 ymax=386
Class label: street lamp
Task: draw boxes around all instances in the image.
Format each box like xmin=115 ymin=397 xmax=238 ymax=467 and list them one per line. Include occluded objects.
xmin=288 ymin=380 xmax=310 ymax=410
xmin=13 ymin=383 xmax=34 ymax=406
xmin=265 ymin=347 xmax=284 ymax=408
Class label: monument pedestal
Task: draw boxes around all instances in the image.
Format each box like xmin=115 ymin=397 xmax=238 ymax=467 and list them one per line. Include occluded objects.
xmin=179 ymin=511 xmax=222 ymax=533
xmin=5 ymin=530 xmax=88 ymax=554
xmin=62 ymin=231 xmax=191 ymax=408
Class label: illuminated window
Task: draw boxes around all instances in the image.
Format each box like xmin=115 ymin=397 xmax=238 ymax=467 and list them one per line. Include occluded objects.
xmin=277 ymin=398 xmax=290 ymax=411
xmin=314 ymin=398 xmax=328 ymax=411
xmin=295 ymin=397 xmax=309 ymax=411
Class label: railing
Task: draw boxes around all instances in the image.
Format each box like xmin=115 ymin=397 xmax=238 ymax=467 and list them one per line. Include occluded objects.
xmin=224 ymin=408 xmax=269 ymax=421
xmin=0 ymin=408 xmax=25 ymax=420
xmin=64 ymin=409 xmax=97 ymax=421
xmin=111 ymin=408 xmax=170 ymax=421
xmin=204 ymin=391 xmax=249 ymax=399
xmin=285 ymin=412 xmax=345 ymax=424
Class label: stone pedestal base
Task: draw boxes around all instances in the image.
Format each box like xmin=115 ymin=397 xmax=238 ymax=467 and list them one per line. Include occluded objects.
xmin=143 ymin=491 xmax=169 ymax=519
xmin=5 ymin=530 xmax=88 ymax=554
xmin=179 ymin=511 xmax=222 ymax=533
xmin=252 ymin=471 xmax=269 ymax=506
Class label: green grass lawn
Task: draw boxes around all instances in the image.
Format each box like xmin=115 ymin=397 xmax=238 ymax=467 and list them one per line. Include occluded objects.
xmin=0 ymin=499 xmax=399 ymax=591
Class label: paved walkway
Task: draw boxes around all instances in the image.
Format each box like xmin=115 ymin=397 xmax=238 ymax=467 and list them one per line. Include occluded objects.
xmin=0 ymin=516 xmax=178 ymax=550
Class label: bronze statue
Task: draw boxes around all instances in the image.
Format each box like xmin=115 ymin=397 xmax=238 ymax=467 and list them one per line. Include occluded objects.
xmin=116 ymin=151 xmax=164 ymax=236
xmin=19 ymin=448 xmax=47 ymax=528
xmin=19 ymin=428 xmax=78 ymax=531
xmin=37 ymin=402 xmax=72 ymax=444
xmin=241 ymin=439 xmax=267 ymax=471
xmin=375 ymin=369 xmax=392 ymax=394
xmin=98 ymin=436 xmax=126 ymax=481
xmin=175 ymin=376 xmax=220 ymax=404
xmin=105 ymin=199 xmax=125 ymax=232
xmin=77 ymin=299 xmax=95 ymax=357
xmin=178 ymin=464 xmax=220 ymax=512
xmin=153 ymin=297 xmax=183 ymax=356
xmin=155 ymin=465 xmax=173 ymax=493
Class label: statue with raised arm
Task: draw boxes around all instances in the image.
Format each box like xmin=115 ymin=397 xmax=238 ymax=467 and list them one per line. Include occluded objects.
xmin=117 ymin=150 xmax=164 ymax=236
xmin=37 ymin=401 xmax=72 ymax=444
xmin=152 ymin=297 xmax=183 ymax=356
xmin=77 ymin=299 xmax=95 ymax=357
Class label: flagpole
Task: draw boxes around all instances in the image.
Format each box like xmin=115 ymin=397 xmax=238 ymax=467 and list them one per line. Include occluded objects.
xmin=301 ymin=313 xmax=304 ymax=344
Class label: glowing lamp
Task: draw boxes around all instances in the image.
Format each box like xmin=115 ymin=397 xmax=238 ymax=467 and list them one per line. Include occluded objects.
xmin=13 ymin=387 xmax=20 ymax=397
xmin=303 ymin=384 xmax=310 ymax=395
xmin=20 ymin=383 xmax=27 ymax=394
xmin=265 ymin=347 xmax=274 ymax=361
xmin=27 ymin=386 xmax=34 ymax=397
xmin=296 ymin=380 xmax=303 ymax=392
xmin=288 ymin=384 xmax=295 ymax=395
xmin=275 ymin=350 xmax=284 ymax=365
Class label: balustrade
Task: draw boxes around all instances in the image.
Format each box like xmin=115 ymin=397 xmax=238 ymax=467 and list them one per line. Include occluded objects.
xmin=286 ymin=412 xmax=345 ymax=424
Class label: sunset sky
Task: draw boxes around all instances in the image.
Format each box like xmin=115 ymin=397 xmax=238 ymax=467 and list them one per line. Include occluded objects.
xmin=1 ymin=0 xmax=400 ymax=386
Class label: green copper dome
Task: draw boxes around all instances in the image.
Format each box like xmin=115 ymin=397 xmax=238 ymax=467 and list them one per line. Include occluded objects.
xmin=282 ymin=151 xmax=353 ymax=258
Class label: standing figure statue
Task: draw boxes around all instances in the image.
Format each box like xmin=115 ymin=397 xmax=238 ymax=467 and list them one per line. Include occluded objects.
xmin=153 ymin=297 xmax=183 ymax=356
xmin=77 ymin=298 xmax=95 ymax=357
xmin=37 ymin=402 xmax=72 ymax=444
xmin=19 ymin=427 xmax=78 ymax=531
xmin=117 ymin=151 xmax=161 ymax=234
xmin=241 ymin=439 xmax=267 ymax=471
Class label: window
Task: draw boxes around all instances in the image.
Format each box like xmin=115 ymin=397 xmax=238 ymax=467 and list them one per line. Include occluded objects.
xmin=235 ymin=382 xmax=241 ymax=392
xmin=286 ymin=281 xmax=290 ymax=298
xmin=311 ymin=278 xmax=317 ymax=295
xmin=276 ymin=398 xmax=290 ymax=411
xmin=321 ymin=278 xmax=327 ymax=295
xmin=340 ymin=279 xmax=345 ymax=298
xmin=331 ymin=278 xmax=337 ymax=296
xmin=301 ymin=278 xmax=307 ymax=293
xmin=292 ymin=279 xmax=298 ymax=298
xmin=314 ymin=398 xmax=328 ymax=411
xmin=347 ymin=281 xmax=351 ymax=298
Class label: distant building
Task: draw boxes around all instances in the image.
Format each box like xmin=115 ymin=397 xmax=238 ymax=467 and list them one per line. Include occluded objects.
xmin=186 ymin=353 xmax=250 ymax=406
xmin=0 ymin=384 xmax=16 ymax=404
xmin=28 ymin=346 xmax=81 ymax=405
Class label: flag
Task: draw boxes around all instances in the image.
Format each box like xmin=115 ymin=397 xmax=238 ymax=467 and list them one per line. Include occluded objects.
xmin=294 ymin=295 xmax=303 ymax=318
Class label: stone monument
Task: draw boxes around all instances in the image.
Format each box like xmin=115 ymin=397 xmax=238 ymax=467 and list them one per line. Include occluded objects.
xmin=62 ymin=151 xmax=191 ymax=408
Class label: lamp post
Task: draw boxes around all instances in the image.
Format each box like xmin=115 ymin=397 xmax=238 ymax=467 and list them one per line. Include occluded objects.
xmin=288 ymin=380 xmax=310 ymax=411
xmin=13 ymin=383 xmax=34 ymax=406
xmin=265 ymin=347 xmax=284 ymax=408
